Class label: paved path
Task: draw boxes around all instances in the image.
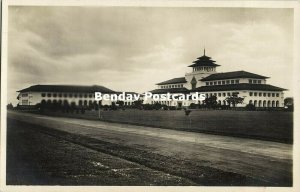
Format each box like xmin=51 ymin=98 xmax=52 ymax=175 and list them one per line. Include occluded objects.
xmin=7 ymin=111 xmax=293 ymax=185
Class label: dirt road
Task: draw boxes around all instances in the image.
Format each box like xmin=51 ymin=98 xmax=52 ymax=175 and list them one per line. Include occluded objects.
xmin=6 ymin=111 xmax=292 ymax=186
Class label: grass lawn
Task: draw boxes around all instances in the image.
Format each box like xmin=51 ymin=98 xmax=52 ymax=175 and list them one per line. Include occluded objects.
xmin=34 ymin=109 xmax=293 ymax=143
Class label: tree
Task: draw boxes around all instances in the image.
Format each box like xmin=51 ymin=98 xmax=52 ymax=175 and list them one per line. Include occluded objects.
xmin=133 ymin=100 xmax=143 ymax=109
xmin=116 ymin=100 xmax=124 ymax=107
xmin=225 ymin=93 xmax=244 ymax=107
xmin=7 ymin=103 xmax=14 ymax=110
xmin=284 ymin=97 xmax=293 ymax=111
xmin=203 ymin=95 xmax=218 ymax=108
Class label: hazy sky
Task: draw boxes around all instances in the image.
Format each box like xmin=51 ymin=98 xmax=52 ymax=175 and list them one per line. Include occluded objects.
xmin=7 ymin=6 xmax=294 ymax=104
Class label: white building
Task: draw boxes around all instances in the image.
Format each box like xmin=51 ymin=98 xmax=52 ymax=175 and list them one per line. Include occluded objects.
xmin=147 ymin=50 xmax=286 ymax=108
xmin=17 ymin=85 xmax=117 ymax=107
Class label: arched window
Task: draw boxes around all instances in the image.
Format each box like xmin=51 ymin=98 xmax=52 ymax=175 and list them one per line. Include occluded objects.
xmin=84 ymin=100 xmax=88 ymax=106
xmin=254 ymin=100 xmax=257 ymax=107
xmin=249 ymin=100 xmax=253 ymax=104
xmin=276 ymin=101 xmax=279 ymax=107
xmin=79 ymin=100 xmax=83 ymax=106
xmin=223 ymin=100 xmax=226 ymax=105
xmin=263 ymin=100 xmax=266 ymax=107
xmin=63 ymin=100 xmax=69 ymax=106
xmin=258 ymin=100 xmax=262 ymax=107
xmin=267 ymin=100 xmax=271 ymax=107
xmin=272 ymin=101 xmax=275 ymax=107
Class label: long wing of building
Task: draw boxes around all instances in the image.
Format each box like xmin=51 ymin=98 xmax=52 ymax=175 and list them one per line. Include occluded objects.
xmin=148 ymin=50 xmax=286 ymax=108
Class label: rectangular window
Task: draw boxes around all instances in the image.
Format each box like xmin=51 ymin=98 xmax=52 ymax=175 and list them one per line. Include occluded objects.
xmin=268 ymin=93 xmax=271 ymax=97
xmin=218 ymin=93 xmax=221 ymax=97
xmin=263 ymin=93 xmax=266 ymax=97
xmin=231 ymin=80 xmax=235 ymax=84
xmin=47 ymin=93 xmax=52 ymax=97
xmin=213 ymin=81 xmax=217 ymax=85
xmin=254 ymin=92 xmax=257 ymax=96
xmin=41 ymin=93 xmax=46 ymax=97
xmin=235 ymin=79 xmax=240 ymax=84
xmin=22 ymin=93 xmax=28 ymax=97
xmin=210 ymin=82 xmax=213 ymax=85
xmin=22 ymin=100 xmax=28 ymax=105
xmin=223 ymin=93 xmax=226 ymax=97
xmin=226 ymin=80 xmax=230 ymax=84
xmin=218 ymin=81 xmax=221 ymax=85
xmin=206 ymin=82 xmax=209 ymax=86
xmin=258 ymin=80 xmax=261 ymax=84
xmin=227 ymin=92 xmax=230 ymax=96
xmin=272 ymin=93 xmax=275 ymax=97
xmin=53 ymin=93 xmax=57 ymax=97
xmin=249 ymin=79 xmax=252 ymax=84
xmin=276 ymin=93 xmax=279 ymax=97
xmin=222 ymin=81 xmax=225 ymax=85
xmin=249 ymin=92 xmax=253 ymax=96
xmin=253 ymin=80 xmax=257 ymax=84
xmin=259 ymin=92 xmax=262 ymax=97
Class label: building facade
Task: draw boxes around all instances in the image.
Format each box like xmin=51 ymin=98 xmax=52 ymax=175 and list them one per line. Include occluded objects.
xmin=147 ymin=50 xmax=286 ymax=107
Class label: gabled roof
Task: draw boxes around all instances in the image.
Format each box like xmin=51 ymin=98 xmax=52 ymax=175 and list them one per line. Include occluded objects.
xmin=188 ymin=51 xmax=221 ymax=68
xmin=17 ymin=85 xmax=116 ymax=93
xmin=150 ymin=88 xmax=190 ymax=94
xmin=192 ymin=83 xmax=286 ymax=92
xmin=200 ymin=71 xmax=269 ymax=81
xmin=156 ymin=77 xmax=187 ymax=85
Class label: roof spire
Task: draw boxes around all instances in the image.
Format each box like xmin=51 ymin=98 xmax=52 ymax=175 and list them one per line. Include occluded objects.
xmin=204 ymin=47 xmax=206 ymax=56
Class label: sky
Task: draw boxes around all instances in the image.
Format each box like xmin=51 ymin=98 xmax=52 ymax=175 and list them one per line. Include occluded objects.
xmin=7 ymin=6 xmax=294 ymax=105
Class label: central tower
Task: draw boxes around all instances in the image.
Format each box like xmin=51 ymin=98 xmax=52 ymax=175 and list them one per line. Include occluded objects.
xmin=185 ymin=49 xmax=220 ymax=89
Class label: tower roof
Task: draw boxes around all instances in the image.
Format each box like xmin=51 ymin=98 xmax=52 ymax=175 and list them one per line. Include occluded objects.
xmin=188 ymin=49 xmax=221 ymax=68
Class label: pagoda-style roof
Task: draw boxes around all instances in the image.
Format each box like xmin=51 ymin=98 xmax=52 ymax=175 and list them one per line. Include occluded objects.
xmin=188 ymin=49 xmax=221 ymax=68
xmin=156 ymin=77 xmax=187 ymax=85
xmin=150 ymin=88 xmax=190 ymax=94
xmin=17 ymin=84 xmax=116 ymax=93
xmin=200 ymin=71 xmax=269 ymax=81
xmin=192 ymin=83 xmax=286 ymax=92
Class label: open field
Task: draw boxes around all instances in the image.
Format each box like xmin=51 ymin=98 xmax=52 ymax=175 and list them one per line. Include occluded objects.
xmin=32 ymin=109 xmax=293 ymax=143
xmin=7 ymin=111 xmax=293 ymax=186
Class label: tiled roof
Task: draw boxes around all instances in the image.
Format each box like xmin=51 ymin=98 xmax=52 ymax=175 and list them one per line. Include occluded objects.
xmin=192 ymin=83 xmax=286 ymax=92
xmin=156 ymin=77 xmax=187 ymax=85
xmin=188 ymin=55 xmax=221 ymax=68
xmin=200 ymin=71 xmax=269 ymax=81
xmin=150 ymin=88 xmax=190 ymax=94
xmin=17 ymin=85 xmax=116 ymax=93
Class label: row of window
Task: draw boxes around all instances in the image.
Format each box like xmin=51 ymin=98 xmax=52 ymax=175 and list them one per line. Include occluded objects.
xmin=205 ymin=79 xmax=240 ymax=86
xmin=41 ymin=93 xmax=94 ymax=98
xmin=161 ymin=84 xmax=184 ymax=89
xmin=193 ymin=66 xmax=216 ymax=72
xmin=42 ymin=99 xmax=99 ymax=106
xmin=249 ymin=92 xmax=280 ymax=97
xmin=206 ymin=92 xmax=239 ymax=97
xmin=249 ymin=100 xmax=280 ymax=107
xmin=249 ymin=79 xmax=262 ymax=84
